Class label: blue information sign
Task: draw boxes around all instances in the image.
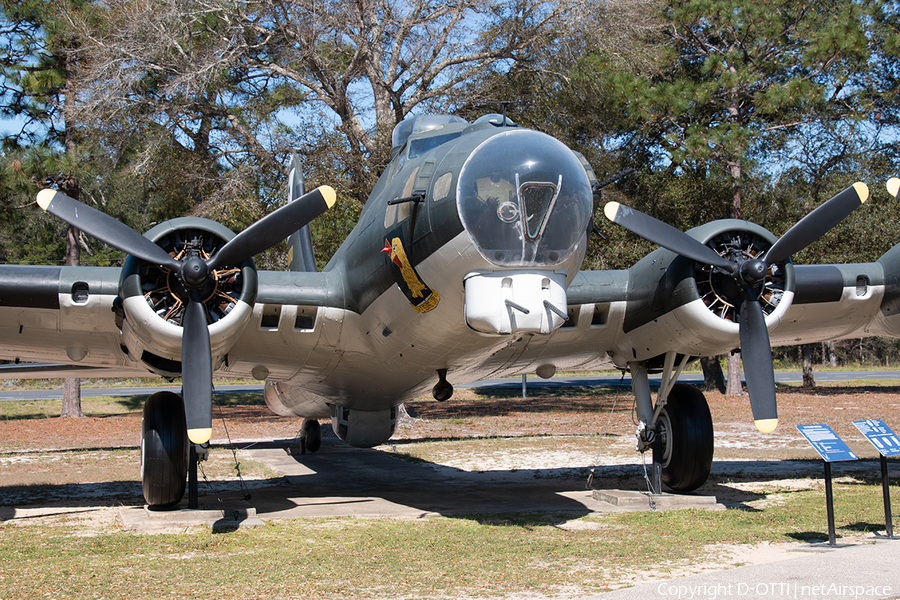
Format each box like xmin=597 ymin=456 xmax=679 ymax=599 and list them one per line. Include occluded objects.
xmin=853 ymin=419 xmax=900 ymax=457
xmin=797 ymin=424 xmax=859 ymax=462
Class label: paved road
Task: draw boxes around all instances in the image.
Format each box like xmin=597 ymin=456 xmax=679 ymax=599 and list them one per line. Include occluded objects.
xmin=2 ymin=370 xmax=899 ymax=401
xmin=589 ymin=539 xmax=900 ymax=599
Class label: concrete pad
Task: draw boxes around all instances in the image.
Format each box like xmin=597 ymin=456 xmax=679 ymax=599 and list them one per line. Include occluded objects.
xmin=113 ymin=437 xmax=618 ymax=531
xmin=241 ymin=441 xmax=606 ymax=520
xmin=592 ymin=489 xmax=726 ymax=512
xmin=118 ymin=501 xmax=264 ymax=533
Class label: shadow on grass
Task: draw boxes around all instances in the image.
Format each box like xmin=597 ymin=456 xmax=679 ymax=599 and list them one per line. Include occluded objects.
xmin=112 ymin=391 xmax=266 ymax=412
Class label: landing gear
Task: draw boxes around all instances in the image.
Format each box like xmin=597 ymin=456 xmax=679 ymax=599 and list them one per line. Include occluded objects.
xmin=656 ymin=383 xmax=714 ymax=492
xmin=630 ymin=357 xmax=714 ymax=493
xmin=141 ymin=391 xmax=188 ymax=509
xmin=300 ymin=418 xmax=322 ymax=453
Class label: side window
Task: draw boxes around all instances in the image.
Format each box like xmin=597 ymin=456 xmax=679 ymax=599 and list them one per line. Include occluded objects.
xmin=433 ymin=172 xmax=453 ymax=202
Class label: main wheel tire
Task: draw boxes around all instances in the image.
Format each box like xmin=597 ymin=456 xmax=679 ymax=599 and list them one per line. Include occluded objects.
xmin=658 ymin=383 xmax=714 ymax=492
xmin=141 ymin=391 xmax=188 ymax=509
xmin=302 ymin=418 xmax=322 ymax=453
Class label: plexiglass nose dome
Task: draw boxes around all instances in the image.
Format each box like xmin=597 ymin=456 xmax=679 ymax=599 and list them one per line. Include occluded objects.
xmin=456 ymin=130 xmax=593 ymax=267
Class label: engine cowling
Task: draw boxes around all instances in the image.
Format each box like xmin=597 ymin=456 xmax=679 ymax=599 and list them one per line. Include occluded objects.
xmin=612 ymin=219 xmax=796 ymax=368
xmin=117 ymin=217 xmax=257 ymax=378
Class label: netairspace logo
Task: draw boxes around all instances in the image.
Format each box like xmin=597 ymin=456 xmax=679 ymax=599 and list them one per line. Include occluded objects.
xmin=656 ymin=582 xmax=893 ymax=600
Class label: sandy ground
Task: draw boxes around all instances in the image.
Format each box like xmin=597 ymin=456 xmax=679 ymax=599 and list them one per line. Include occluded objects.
xmin=1 ymin=383 xmax=898 ymax=540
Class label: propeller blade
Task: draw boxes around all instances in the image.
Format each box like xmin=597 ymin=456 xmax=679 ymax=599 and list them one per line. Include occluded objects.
xmin=181 ymin=297 xmax=213 ymax=445
xmin=737 ymin=292 xmax=778 ymax=433
xmin=208 ymin=185 xmax=336 ymax=270
xmin=765 ymin=182 xmax=868 ymax=265
xmin=603 ymin=201 xmax=735 ymax=272
xmin=37 ymin=189 xmax=181 ymax=271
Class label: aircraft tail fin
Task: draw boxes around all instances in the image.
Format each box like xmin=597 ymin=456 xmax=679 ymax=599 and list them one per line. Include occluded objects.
xmin=287 ymin=152 xmax=318 ymax=272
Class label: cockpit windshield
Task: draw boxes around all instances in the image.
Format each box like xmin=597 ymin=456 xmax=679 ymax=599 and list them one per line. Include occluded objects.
xmin=457 ymin=130 xmax=593 ymax=267
xmin=392 ymin=114 xmax=468 ymax=150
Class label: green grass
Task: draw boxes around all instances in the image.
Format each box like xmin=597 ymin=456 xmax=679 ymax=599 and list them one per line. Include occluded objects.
xmin=0 ymin=480 xmax=896 ymax=599
xmin=0 ymin=392 xmax=265 ymax=421
xmin=0 ymin=396 xmax=138 ymax=420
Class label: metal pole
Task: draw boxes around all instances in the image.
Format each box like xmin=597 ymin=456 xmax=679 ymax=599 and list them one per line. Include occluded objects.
xmin=881 ymin=455 xmax=894 ymax=539
xmin=825 ymin=461 xmax=836 ymax=546
xmin=521 ymin=374 xmax=527 ymax=399
xmin=652 ymin=427 xmax=663 ymax=496
xmin=188 ymin=444 xmax=199 ymax=510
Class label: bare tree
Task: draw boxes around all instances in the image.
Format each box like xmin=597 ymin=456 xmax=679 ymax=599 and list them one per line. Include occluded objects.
xmin=68 ymin=0 xmax=568 ymax=205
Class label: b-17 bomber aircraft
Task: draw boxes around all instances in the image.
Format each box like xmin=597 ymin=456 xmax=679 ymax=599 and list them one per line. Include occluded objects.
xmin=0 ymin=113 xmax=896 ymax=508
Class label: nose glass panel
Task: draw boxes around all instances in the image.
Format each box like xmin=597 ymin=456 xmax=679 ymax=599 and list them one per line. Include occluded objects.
xmin=457 ymin=130 xmax=592 ymax=267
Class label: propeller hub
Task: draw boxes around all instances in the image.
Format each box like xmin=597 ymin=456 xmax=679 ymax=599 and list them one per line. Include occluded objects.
xmin=739 ymin=258 xmax=768 ymax=287
xmin=180 ymin=257 xmax=210 ymax=290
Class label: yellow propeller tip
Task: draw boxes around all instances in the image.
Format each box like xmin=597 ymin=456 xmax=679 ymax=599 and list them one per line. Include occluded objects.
xmin=887 ymin=178 xmax=900 ymax=199
xmin=754 ymin=418 xmax=778 ymax=433
xmin=36 ymin=189 xmax=57 ymax=211
xmin=188 ymin=428 xmax=212 ymax=445
xmin=319 ymin=185 xmax=337 ymax=208
xmin=853 ymin=182 xmax=869 ymax=203
xmin=603 ymin=202 xmax=620 ymax=222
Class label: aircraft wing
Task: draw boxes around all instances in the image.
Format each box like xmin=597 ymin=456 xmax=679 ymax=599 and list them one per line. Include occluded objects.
xmin=0 ymin=264 xmax=348 ymax=381
xmin=0 ymin=265 xmax=140 ymax=372
xmin=551 ymin=255 xmax=900 ymax=376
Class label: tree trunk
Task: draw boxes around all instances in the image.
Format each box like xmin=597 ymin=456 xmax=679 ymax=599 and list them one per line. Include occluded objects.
xmin=801 ymin=343 xmax=815 ymax=388
xmin=824 ymin=340 xmax=837 ymax=367
xmin=60 ymin=222 xmax=84 ymax=418
xmin=700 ymin=356 xmax=726 ymax=393
xmin=726 ymin=352 xmax=743 ymax=396
xmin=727 ymin=158 xmax=742 ymax=220
xmin=60 ymin=49 xmax=83 ymax=419
xmin=61 ymin=376 xmax=83 ymax=418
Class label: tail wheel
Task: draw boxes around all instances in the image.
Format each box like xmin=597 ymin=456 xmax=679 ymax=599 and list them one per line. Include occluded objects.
xmin=658 ymin=383 xmax=714 ymax=492
xmin=301 ymin=418 xmax=322 ymax=453
xmin=141 ymin=391 xmax=188 ymax=509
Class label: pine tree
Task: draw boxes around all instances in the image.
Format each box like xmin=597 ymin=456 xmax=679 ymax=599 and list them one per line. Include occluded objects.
xmin=598 ymin=0 xmax=878 ymax=395
xmin=1 ymin=0 xmax=97 ymax=417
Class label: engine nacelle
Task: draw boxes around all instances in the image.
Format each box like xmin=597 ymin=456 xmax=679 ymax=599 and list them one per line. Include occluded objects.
xmin=611 ymin=220 xmax=796 ymax=368
xmin=116 ymin=217 xmax=257 ymax=378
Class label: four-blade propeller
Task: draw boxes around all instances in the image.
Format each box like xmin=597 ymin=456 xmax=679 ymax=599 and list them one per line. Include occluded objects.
xmin=605 ymin=182 xmax=869 ymax=432
xmin=37 ymin=186 xmax=336 ymax=444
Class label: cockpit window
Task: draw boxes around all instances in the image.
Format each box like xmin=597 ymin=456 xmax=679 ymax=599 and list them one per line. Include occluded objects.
xmin=409 ymin=132 xmax=462 ymax=159
xmin=392 ymin=114 xmax=468 ymax=150
xmin=457 ymin=130 xmax=592 ymax=267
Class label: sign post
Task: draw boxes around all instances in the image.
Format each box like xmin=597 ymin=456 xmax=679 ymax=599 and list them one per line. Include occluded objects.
xmin=852 ymin=419 xmax=899 ymax=539
xmin=797 ymin=424 xmax=859 ymax=545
